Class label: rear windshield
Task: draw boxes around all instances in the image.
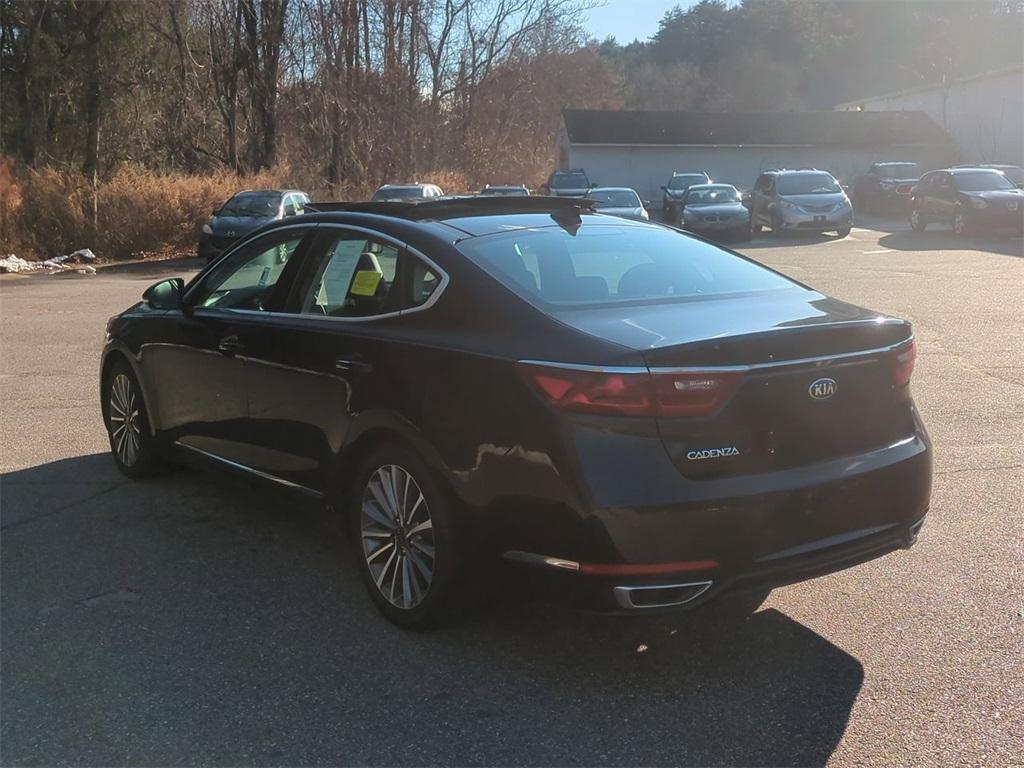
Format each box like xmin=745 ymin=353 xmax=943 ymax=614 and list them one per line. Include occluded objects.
xmin=953 ymin=171 xmax=1014 ymax=191
xmin=777 ymin=173 xmax=841 ymax=195
xmin=457 ymin=224 xmax=795 ymax=307
xmin=551 ymin=172 xmax=588 ymax=188
xmin=685 ymin=186 xmax=740 ymax=204
xmin=996 ymin=167 xmax=1024 ymax=184
xmin=668 ymin=174 xmax=708 ymax=190
xmin=587 ymin=190 xmax=640 ymax=208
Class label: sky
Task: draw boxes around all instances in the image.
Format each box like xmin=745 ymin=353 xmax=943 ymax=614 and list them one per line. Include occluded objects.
xmin=583 ymin=0 xmax=696 ymax=44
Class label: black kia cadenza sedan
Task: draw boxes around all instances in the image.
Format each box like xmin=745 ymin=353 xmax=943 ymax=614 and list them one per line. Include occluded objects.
xmin=101 ymin=196 xmax=931 ymax=628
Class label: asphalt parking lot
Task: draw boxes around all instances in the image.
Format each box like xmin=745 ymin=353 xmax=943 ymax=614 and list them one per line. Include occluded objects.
xmin=2 ymin=217 xmax=1022 ymax=767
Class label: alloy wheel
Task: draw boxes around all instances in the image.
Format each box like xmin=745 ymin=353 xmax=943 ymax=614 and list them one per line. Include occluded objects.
xmin=108 ymin=373 xmax=142 ymax=467
xmin=360 ymin=464 xmax=435 ymax=610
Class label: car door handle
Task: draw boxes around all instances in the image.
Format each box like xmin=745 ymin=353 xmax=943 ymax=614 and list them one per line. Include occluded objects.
xmin=218 ymin=335 xmax=244 ymax=355
xmin=334 ymin=357 xmax=372 ymax=374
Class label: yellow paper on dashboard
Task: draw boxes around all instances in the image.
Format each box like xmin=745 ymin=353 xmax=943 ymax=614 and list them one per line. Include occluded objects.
xmin=350 ymin=270 xmax=382 ymax=296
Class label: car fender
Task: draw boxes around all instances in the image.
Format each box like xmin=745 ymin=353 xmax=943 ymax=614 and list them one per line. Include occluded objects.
xmin=100 ymin=339 xmax=161 ymax=435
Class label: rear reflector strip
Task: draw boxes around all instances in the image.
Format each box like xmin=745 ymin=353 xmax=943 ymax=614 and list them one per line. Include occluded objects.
xmin=502 ymin=551 xmax=719 ymax=576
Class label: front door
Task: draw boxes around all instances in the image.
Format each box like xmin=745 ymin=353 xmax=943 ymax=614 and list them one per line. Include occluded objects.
xmin=139 ymin=226 xmax=314 ymax=466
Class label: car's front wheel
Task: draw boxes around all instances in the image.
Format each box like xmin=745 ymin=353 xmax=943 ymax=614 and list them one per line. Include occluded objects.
xmin=836 ymin=226 xmax=851 ymax=238
xmin=104 ymin=360 xmax=162 ymax=478
xmin=350 ymin=443 xmax=460 ymax=629
xmin=953 ymin=208 xmax=969 ymax=236
xmin=910 ymin=207 xmax=926 ymax=232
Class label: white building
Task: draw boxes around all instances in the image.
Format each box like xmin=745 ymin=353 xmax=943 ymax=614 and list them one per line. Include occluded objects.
xmin=836 ymin=65 xmax=1023 ymax=166
xmin=557 ymin=109 xmax=955 ymax=202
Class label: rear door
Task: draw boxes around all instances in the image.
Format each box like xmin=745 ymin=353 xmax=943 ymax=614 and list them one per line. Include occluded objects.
xmin=242 ymin=226 xmax=446 ymax=490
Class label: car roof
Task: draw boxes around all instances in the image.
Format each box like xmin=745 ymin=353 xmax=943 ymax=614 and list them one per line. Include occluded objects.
xmin=670 ymin=171 xmax=708 ymax=177
xmin=687 ymin=183 xmax=735 ymax=189
xmin=587 ymin=186 xmax=637 ymax=193
xmin=773 ymin=168 xmax=834 ymax=176
xmin=947 ymin=167 xmax=1006 ymax=175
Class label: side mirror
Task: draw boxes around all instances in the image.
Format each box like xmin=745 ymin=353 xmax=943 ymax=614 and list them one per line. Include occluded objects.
xmin=660 ymin=185 xmax=667 ymax=191
xmin=212 ymin=208 xmax=220 ymax=217
xmin=143 ymin=278 xmax=184 ymax=310
xmin=283 ymin=203 xmax=297 ymax=217
xmin=642 ymin=200 xmax=652 ymax=208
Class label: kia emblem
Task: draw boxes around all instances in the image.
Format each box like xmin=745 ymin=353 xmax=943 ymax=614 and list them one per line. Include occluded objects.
xmin=809 ymin=377 xmax=837 ymax=400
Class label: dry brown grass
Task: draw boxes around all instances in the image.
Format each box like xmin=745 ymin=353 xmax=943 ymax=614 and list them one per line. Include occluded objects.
xmin=0 ymin=162 xmax=488 ymax=261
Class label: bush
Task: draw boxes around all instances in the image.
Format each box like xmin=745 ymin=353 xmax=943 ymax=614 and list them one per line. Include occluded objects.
xmin=0 ymin=162 xmax=483 ymax=261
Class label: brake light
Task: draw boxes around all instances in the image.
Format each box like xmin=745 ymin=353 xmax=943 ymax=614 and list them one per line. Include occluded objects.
xmin=517 ymin=362 xmax=741 ymax=418
xmin=891 ymin=339 xmax=916 ymax=386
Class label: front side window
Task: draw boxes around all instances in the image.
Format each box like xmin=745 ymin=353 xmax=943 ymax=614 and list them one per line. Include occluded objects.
xmin=458 ymin=224 xmax=796 ymax=307
xmin=776 ymin=173 xmax=841 ymax=195
xmin=191 ymin=232 xmax=305 ymax=310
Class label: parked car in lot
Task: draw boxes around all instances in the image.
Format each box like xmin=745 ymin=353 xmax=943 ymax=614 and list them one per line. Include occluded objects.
xmin=952 ymin=164 xmax=1024 ymax=189
xmin=751 ymin=169 xmax=853 ymax=237
xmin=199 ymin=189 xmax=309 ymax=263
xmin=662 ymin=171 xmax=711 ymax=220
xmin=680 ymin=184 xmax=751 ymax=241
xmin=480 ymin=184 xmax=529 ymax=196
xmin=103 ymin=196 xmax=931 ymax=628
xmin=853 ymin=162 xmax=920 ymax=212
xmin=547 ymin=168 xmax=592 ymax=197
xmin=371 ymin=183 xmax=444 ymax=201
xmin=585 ymin=187 xmax=649 ymax=221
xmin=910 ymin=167 xmax=1024 ymax=235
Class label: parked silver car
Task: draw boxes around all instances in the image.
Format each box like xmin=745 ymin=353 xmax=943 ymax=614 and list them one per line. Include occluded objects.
xmin=680 ymin=184 xmax=751 ymax=241
xmin=751 ymin=169 xmax=853 ymax=237
xmin=585 ymin=187 xmax=649 ymax=221
xmin=371 ymin=183 xmax=445 ymax=201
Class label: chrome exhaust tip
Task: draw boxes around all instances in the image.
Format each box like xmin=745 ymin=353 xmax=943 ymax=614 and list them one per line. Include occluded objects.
xmin=612 ymin=580 xmax=713 ymax=610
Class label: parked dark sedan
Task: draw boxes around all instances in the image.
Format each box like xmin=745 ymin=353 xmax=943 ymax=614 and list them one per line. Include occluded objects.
xmin=199 ymin=189 xmax=309 ymax=263
xmin=102 ymin=196 xmax=931 ymax=628
xmin=852 ymin=162 xmax=920 ymax=213
xmin=910 ymin=168 xmax=1024 ymax=235
xmin=680 ymin=184 xmax=751 ymax=241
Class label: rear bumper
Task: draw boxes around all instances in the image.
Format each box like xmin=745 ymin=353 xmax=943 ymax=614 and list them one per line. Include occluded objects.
xmin=491 ymin=423 xmax=932 ymax=614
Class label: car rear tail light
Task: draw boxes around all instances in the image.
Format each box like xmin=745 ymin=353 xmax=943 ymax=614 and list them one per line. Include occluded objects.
xmin=891 ymin=339 xmax=916 ymax=386
xmin=517 ymin=362 xmax=741 ymax=418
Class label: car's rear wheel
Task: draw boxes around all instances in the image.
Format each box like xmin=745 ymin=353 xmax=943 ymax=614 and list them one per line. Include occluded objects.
xmin=104 ymin=360 xmax=161 ymax=478
xmin=836 ymin=226 xmax=851 ymax=238
xmin=350 ymin=443 xmax=459 ymax=629
xmin=910 ymin=207 xmax=926 ymax=232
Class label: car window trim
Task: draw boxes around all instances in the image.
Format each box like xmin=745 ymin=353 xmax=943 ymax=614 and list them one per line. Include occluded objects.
xmin=182 ymin=223 xmax=318 ymax=310
xmin=270 ymin=222 xmax=451 ymax=324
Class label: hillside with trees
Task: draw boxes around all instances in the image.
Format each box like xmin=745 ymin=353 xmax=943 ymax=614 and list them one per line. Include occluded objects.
xmin=1 ymin=0 xmax=1020 ymax=260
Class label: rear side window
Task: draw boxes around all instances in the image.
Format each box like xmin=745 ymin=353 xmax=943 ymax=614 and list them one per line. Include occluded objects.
xmin=302 ymin=234 xmax=401 ymax=317
xmin=457 ymin=224 xmax=796 ymax=307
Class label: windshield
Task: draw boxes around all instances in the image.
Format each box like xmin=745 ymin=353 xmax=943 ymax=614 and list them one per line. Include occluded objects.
xmin=551 ymin=172 xmax=588 ymax=188
xmin=668 ymin=174 xmax=707 ymax=190
xmin=989 ymin=167 xmax=1023 ymax=185
xmin=877 ymin=163 xmax=919 ymax=179
xmin=777 ymin=173 xmax=842 ymax=195
xmin=685 ymin=186 xmax=740 ymax=205
xmin=457 ymin=224 xmax=795 ymax=307
xmin=953 ymin=171 xmax=1014 ymax=192
xmin=219 ymin=192 xmax=281 ymax=218
xmin=482 ymin=187 xmax=528 ymax=196
xmin=372 ymin=186 xmax=426 ymax=201
xmin=587 ymin=190 xmax=641 ymax=208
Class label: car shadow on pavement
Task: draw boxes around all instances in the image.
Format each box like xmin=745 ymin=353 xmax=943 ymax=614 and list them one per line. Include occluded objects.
xmin=878 ymin=229 xmax=1024 ymax=257
xmin=2 ymin=454 xmax=862 ymax=768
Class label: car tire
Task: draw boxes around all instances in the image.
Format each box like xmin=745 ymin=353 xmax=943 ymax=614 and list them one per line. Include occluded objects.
xmin=349 ymin=442 xmax=461 ymax=629
xmin=104 ymin=360 xmax=162 ymax=478
xmin=698 ymin=588 xmax=771 ymax=624
xmin=953 ymin=209 xmax=968 ymax=236
xmin=910 ymin=207 xmax=926 ymax=232
xmin=751 ymin=221 xmax=763 ymax=234
xmin=836 ymin=226 xmax=851 ymax=238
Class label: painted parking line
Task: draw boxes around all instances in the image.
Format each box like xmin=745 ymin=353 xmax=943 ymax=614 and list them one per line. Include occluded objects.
xmin=861 ymin=249 xmax=894 ymax=254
